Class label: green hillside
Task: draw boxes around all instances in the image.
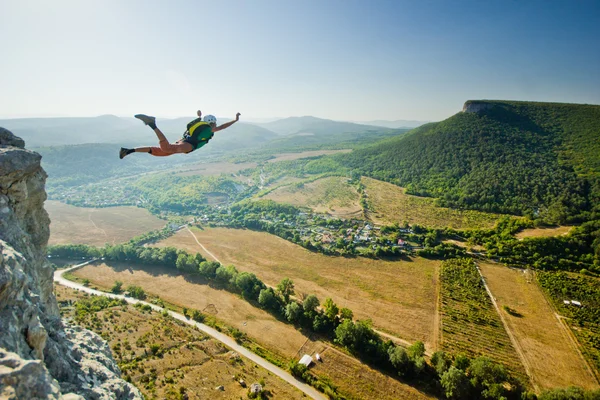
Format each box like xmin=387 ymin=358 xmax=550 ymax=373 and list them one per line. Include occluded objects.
xmin=338 ymin=100 xmax=600 ymax=223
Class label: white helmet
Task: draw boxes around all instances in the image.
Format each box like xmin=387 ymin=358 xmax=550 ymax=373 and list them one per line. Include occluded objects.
xmin=203 ymin=115 xmax=217 ymax=124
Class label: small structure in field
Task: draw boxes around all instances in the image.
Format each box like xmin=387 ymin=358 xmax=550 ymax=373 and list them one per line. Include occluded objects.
xmin=571 ymin=300 xmax=582 ymax=307
xmin=250 ymin=383 xmax=263 ymax=394
xmin=315 ymin=353 xmax=322 ymax=362
xmin=299 ymin=354 xmax=313 ymax=367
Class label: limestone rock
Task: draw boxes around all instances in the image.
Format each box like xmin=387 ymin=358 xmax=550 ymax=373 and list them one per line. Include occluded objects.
xmin=0 ymin=127 xmax=25 ymax=148
xmin=462 ymin=100 xmax=495 ymax=114
xmin=0 ymin=128 xmax=142 ymax=399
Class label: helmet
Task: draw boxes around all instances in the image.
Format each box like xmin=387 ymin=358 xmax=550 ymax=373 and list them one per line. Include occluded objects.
xmin=203 ymin=115 xmax=217 ymax=124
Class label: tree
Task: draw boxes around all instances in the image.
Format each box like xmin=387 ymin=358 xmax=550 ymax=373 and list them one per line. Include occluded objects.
xmin=340 ymin=307 xmax=353 ymax=320
xmin=431 ymin=351 xmax=452 ymax=376
xmin=303 ymin=294 xmax=320 ymax=317
xmin=235 ymin=272 xmax=265 ymax=300
xmin=198 ymin=260 xmax=220 ymax=278
xmin=323 ymin=297 xmax=339 ymax=321
xmin=387 ymin=346 xmax=411 ymax=377
xmin=468 ymin=357 xmax=507 ymax=397
xmin=111 ymin=281 xmax=123 ymax=294
xmin=258 ymin=288 xmax=278 ymax=311
xmin=453 ymin=353 xmax=470 ymax=371
xmin=276 ymin=278 xmax=295 ymax=303
xmin=127 ymin=285 xmax=146 ymax=300
xmin=441 ymin=366 xmax=471 ymax=400
xmin=285 ymin=302 xmax=302 ymax=323
xmin=215 ymin=264 xmax=238 ymax=285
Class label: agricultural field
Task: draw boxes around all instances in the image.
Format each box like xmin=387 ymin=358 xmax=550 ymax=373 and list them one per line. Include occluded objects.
xmin=308 ymin=345 xmax=437 ymax=400
xmin=54 ymin=285 xmax=305 ymax=400
xmin=537 ymin=271 xmax=600 ymax=383
xmin=174 ymin=161 xmax=257 ymax=177
xmin=67 ymin=263 xmax=440 ymax=400
xmin=157 ymin=227 xmax=439 ymax=348
xmin=479 ymin=262 xmax=598 ymax=391
xmin=46 ymin=200 xmax=166 ymax=246
xmin=515 ymin=226 xmax=573 ymax=240
xmin=439 ymin=258 xmax=529 ymax=385
xmin=262 ymin=176 xmax=362 ymax=217
xmin=70 ymin=262 xmax=311 ymax=358
xmin=266 ymin=149 xmax=352 ymax=163
xmin=362 ymin=177 xmax=502 ymax=229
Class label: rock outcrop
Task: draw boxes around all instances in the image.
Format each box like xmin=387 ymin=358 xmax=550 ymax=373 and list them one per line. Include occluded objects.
xmin=0 ymin=127 xmax=142 ymax=399
xmin=462 ymin=100 xmax=496 ymax=113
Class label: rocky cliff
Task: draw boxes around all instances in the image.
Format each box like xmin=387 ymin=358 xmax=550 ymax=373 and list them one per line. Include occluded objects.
xmin=462 ymin=100 xmax=496 ymax=113
xmin=0 ymin=127 xmax=142 ymax=399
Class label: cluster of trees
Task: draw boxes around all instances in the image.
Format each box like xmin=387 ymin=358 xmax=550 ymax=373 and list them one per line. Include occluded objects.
xmin=48 ymin=243 xmax=205 ymax=275
xmin=127 ymin=227 xmax=174 ymax=246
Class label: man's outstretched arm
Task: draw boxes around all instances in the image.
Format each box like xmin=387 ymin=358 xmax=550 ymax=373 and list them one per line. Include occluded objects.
xmin=213 ymin=112 xmax=241 ymax=132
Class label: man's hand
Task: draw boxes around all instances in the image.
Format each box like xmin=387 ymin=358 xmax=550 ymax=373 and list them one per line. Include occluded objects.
xmin=235 ymin=112 xmax=241 ymax=121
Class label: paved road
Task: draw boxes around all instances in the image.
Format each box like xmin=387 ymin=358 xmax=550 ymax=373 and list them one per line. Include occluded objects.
xmin=54 ymin=262 xmax=327 ymax=400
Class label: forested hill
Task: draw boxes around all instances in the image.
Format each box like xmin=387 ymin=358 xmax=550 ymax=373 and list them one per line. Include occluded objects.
xmin=338 ymin=100 xmax=600 ymax=224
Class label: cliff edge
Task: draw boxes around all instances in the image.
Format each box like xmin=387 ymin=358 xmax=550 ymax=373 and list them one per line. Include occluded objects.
xmin=0 ymin=127 xmax=142 ymax=399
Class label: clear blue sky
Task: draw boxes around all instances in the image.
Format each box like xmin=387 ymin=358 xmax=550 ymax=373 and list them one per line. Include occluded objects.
xmin=1 ymin=0 xmax=599 ymax=121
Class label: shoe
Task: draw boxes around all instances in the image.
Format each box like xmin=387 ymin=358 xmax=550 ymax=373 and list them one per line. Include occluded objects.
xmin=119 ymin=147 xmax=129 ymax=159
xmin=134 ymin=114 xmax=156 ymax=126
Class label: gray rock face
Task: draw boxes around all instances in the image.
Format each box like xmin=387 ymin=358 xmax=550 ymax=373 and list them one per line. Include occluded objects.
xmin=0 ymin=128 xmax=142 ymax=399
xmin=462 ymin=100 xmax=495 ymax=113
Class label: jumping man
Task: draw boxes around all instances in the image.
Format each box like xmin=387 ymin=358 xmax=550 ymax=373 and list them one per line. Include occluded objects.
xmin=119 ymin=110 xmax=241 ymax=159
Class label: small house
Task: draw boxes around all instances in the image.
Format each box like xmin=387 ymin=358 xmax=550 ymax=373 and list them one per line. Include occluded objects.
xmin=299 ymin=354 xmax=313 ymax=367
xmin=563 ymin=300 xmax=571 ymax=305
xmin=315 ymin=353 xmax=322 ymax=362
xmin=571 ymin=300 xmax=582 ymax=307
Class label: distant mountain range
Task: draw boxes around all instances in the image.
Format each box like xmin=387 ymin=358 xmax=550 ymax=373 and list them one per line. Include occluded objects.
xmin=250 ymin=116 xmax=391 ymax=136
xmin=0 ymin=115 xmax=396 ymax=149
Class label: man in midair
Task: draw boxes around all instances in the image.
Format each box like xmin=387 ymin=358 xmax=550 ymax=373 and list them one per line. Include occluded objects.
xmin=119 ymin=110 xmax=241 ymax=159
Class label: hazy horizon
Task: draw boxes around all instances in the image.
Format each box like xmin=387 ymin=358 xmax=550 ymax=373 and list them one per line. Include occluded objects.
xmin=2 ymin=0 xmax=599 ymax=121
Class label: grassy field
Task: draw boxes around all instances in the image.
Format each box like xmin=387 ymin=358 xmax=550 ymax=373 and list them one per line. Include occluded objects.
xmin=309 ymin=346 xmax=437 ymax=400
xmin=478 ymin=263 xmax=598 ymax=391
xmin=174 ymin=161 xmax=257 ymax=177
xmin=54 ymin=285 xmax=305 ymax=400
xmin=70 ymin=262 xmax=311 ymax=358
xmin=266 ymin=149 xmax=352 ymax=163
xmin=157 ymin=227 xmax=439 ymax=348
xmin=46 ymin=200 xmax=166 ymax=246
xmin=362 ymin=177 xmax=503 ymax=229
xmin=263 ymin=176 xmax=362 ymax=217
xmin=439 ymin=258 xmax=529 ymax=385
xmin=68 ymin=263 xmax=439 ymax=400
xmin=515 ymin=226 xmax=573 ymax=240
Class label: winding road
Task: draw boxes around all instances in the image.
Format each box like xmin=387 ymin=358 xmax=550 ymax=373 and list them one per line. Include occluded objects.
xmin=54 ymin=261 xmax=327 ymax=400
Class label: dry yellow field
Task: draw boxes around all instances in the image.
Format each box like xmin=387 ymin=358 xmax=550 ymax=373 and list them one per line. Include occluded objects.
xmin=157 ymin=227 xmax=439 ymax=348
xmin=69 ymin=264 xmax=440 ymax=400
xmin=71 ymin=262 xmax=310 ymax=358
xmin=311 ymin=346 xmax=437 ymax=400
xmin=515 ymin=226 xmax=573 ymax=240
xmin=266 ymin=149 xmax=352 ymax=163
xmin=362 ymin=177 xmax=502 ymax=229
xmin=263 ymin=176 xmax=362 ymax=217
xmin=46 ymin=200 xmax=166 ymax=246
xmin=479 ymin=262 xmax=599 ymax=391
xmin=54 ymin=285 xmax=306 ymax=400
xmin=175 ymin=161 xmax=257 ymax=177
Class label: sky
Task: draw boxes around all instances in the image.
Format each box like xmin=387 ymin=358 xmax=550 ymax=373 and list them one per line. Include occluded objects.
xmin=1 ymin=0 xmax=599 ymax=121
